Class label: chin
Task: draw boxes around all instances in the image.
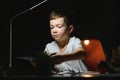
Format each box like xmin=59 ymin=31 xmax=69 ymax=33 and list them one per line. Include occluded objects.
xmin=54 ymin=38 xmax=61 ymax=41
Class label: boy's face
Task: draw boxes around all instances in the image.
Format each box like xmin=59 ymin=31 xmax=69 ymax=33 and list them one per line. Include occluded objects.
xmin=50 ymin=17 xmax=73 ymax=42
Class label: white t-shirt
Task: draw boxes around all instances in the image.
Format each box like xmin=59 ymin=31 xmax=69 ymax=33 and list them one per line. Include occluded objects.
xmin=44 ymin=36 xmax=88 ymax=73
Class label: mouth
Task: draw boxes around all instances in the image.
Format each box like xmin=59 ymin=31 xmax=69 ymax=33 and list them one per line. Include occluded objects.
xmin=53 ymin=35 xmax=59 ymax=38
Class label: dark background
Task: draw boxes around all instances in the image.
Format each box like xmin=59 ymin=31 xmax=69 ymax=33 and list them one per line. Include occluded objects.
xmin=1 ymin=0 xmax=120 ymax=69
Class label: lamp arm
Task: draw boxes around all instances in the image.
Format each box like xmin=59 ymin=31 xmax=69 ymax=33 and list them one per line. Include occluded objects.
xmin=9 ymin=0 xmax=48 ymax=68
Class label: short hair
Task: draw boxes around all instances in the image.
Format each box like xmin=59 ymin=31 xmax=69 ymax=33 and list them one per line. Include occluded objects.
xmin=49 ymin=9 xmax=75 ymax=26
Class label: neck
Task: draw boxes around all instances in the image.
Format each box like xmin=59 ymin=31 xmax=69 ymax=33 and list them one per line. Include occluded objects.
xmin=57 ymin=37 xmax=70 ymax=48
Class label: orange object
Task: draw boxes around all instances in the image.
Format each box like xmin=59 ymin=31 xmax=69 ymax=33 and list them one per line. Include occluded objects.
xmin=81 ymin=39 xmax=106 ymax=71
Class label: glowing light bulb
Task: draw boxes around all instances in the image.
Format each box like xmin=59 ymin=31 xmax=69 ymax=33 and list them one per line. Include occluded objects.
xmin=84 ymin=40 xmax=90 ymax=45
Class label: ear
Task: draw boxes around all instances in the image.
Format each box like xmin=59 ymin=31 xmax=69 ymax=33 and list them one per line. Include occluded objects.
xmin=68 ymin=25 xmax=74 ymax=33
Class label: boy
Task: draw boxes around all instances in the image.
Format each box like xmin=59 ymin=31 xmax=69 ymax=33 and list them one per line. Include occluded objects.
xmin=44 ymin=9 xmax=87 ymax=74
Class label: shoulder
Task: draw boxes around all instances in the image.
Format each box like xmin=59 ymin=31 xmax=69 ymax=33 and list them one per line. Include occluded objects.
xmin=45 ymin=41 xmax=57 ymax=48
xmin=69 ymin=36 xmax=82 ymax=48
xmin=70 ymin=36 xmax=81 ymax=42
xmin=44 ymin=41 xmax=58 ymax=54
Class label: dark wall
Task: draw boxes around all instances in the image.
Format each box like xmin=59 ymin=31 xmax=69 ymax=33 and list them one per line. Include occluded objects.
xmin=1 ymin=0 xmax=119 ymax=68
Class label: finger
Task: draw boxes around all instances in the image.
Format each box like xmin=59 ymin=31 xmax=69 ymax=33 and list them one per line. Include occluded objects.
xmin=49 ymin=53 xmax=57 ymax=56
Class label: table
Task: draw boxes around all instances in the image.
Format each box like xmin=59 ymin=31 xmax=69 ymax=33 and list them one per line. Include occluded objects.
xmin=1 ymin=71 xmax=120 ymax=80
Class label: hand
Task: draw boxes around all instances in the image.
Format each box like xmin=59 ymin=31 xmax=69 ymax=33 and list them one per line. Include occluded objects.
xmin=50 ymin=53 xmax=63 ymax=64
xmin=30 ymin=59 xmax=39 ymax=68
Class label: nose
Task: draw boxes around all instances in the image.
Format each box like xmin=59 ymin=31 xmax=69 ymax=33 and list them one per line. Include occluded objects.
xmin=52 ymin=27 xmax=57 ymax=33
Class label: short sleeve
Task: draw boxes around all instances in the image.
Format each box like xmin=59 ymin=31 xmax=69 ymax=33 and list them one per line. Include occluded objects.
xmin=44 ymin=44 xmax=51 ymax=56
xmin=74 ymin=37 xmax=82 ymax=48
xmin=70 ymin=36 xmax=82 ymax=50
xmin=44 ymin=41 xmax=59 ymax=55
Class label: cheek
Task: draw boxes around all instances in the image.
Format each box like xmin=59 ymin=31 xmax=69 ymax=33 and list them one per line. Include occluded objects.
xmin=59 ymin=29 xmax=66 ymax=34
xmin=60 ymin=30 xmax=69 ymax=37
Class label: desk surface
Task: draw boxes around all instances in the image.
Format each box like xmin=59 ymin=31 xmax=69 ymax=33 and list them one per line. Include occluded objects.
xmin=1 ymin=71 xmax=120 ymax=80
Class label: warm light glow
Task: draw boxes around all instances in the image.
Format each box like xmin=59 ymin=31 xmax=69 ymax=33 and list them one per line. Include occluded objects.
xmin=81 ymin=74 xmax=94 ymax=77
xmin=81 ymin=71 xmax=99 ymax=78
xmin=84 ymin=40 xmax=90 ymax=45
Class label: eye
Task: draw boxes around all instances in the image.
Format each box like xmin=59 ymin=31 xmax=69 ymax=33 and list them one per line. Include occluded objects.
xmin=57 ymin=25 xmax=63 ymax=28
xmin=58 ymin=26 xmax=62 ymax=28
